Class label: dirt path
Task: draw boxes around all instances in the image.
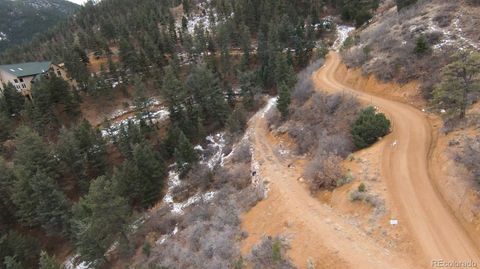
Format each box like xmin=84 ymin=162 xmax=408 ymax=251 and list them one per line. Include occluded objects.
xmin=242 ymin=105 xmax=418 ymax=267
xmin=313 ymin=52 xmax=480 ymax=265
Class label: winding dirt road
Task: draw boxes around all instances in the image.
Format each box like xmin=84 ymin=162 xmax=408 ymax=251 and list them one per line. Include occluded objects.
xmin=242 ymin=52 xmax=480 ymax=268
xmin=313 ymin=52 xmax=480 ymax=266
xmin=243 ymin=99 xmax=417 ymax=268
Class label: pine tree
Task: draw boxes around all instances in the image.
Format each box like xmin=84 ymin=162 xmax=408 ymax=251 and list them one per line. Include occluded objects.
xmin=119 ymin=38 xmax=139 ymax=73
xmin=274 ymin=53 xmax=297 ymax=89
xmin=351 ymin=107 xmax=391 ymax=149
xmin=226 ymin=104 xmax=247 ymax=134
xmin=29 ymin=79 xmax=59 ymax=134
xmin=113 ymin=141 xmax=165 ymax=208
xmin=0 ymin=84 xmax=24 ymax=115
xmin=13 ymin=127 xmax=57 ymax=178
xmin=3 ymin=256 xmax=23 ymax=269
xmin=239 ymin=24 xmax=252 ymax=70
xmin=174 ymin=131 xmax=198 ymax=176
xmin=56 ymin=121 xmax=107 ymax=193
xmin=0 ymin=112 xmax=13 ymax=143
xmin=239 ymin=70 xmax=260 ymax=110
xmin=217 ymin=22 xmax=232 ymax=76
xmin=0 ymin=231 xmax=40 ymax=269
xmin=277 ymin=83 xmax=291 ymax=119
xmin=64 ymin=46 xmax=90 ymax=90
xmin=395 ymin=0 xmax=417 ymax=11
xmin=433 ymin=51 xmax=480 ymax=118
xmin=186 ymin=64 xmax=229 ymax=127
xmin=414 ymin=35 xmax=430 ymax=55
xmin=0 ymin=158 xmax=15 ymax=229
xmin=161 ymin=65 xmax=186 ymax=122
xmin=11 ymin=168 xmax=70 ymax=235
xmin=39 ymin=251 xmax=62 ymax=269
xmin=72 ymin=176 xmax=130 ymax=266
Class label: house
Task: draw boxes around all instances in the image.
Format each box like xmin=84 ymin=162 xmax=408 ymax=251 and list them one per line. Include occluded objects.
xmin=0 ymin=61 xmax=76 ymax=98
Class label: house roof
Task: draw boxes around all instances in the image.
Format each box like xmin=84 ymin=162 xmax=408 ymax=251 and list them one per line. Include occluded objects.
xmin=0 ymin=61 xmax=52 ymax=78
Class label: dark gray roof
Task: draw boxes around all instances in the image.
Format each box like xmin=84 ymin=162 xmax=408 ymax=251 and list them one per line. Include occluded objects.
xmin=0 ymin=61 xmax=51 ymax=78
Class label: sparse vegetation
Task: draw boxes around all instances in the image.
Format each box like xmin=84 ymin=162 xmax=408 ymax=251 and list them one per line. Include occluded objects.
xmin=396 ymin=0 xmax=418 ymax=11
xmin=414 ymin=35 xmax=430 ymax=55
xmin=433 ymin=50 xmax=480 ymax=119
xmin=455 ymin=136 xmax=480 ymax=184
xmin=247 ymin=236 xmax=294 ymax=269
xmin=304 ymin=153 xmax=344 ymax=192
xmin=358 ymin=182 xmax=366 ymax=192
xmin=351 ymin=107 xmax=391 ymax=149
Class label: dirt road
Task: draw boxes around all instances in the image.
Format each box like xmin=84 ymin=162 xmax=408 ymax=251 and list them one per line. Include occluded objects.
xmin=313 ymin=52 xmax=480 ymax=265
xmin=242 ymin=100 xmax=418 ymax=268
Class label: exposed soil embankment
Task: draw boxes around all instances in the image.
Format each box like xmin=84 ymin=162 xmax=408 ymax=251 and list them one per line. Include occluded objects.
xmin=333 ymin=62 xmax=423 ymax=107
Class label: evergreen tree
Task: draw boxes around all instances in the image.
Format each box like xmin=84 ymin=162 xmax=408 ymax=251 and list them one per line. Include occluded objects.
xmin=414 ymin=35 xmax=430 ymax=55
xmin=274 ymin=53 xmax=297 ymax=89
xmin=29 ymin=79 xmax=59 ymax=134
xmin=239 ymin=24 xmax=252 ymax=70
xmin=39 ymin=251 xmax=63 ymax=269
xmin=226 ymin=104 xmax=247 ymax=134
xmin=161 ymin=65 xmax=186 ymax=123
xmin=0 ymin=84 xmax=24 ymax=116
xmin=3 ymin=256 xmax=22 ymax=269
xmin=277 ymin=83 xmax=291 ymax=119
xmin=174 ymin=131 xmax=198 ymax=176
xmin=0 ymin=112 xmax=13 ymax=143
xmin=433 ymin=51 xmax=480 ymax=118
xmin=64 ymin=46 xmax=90 ymax=90
xmin=11 ymin=168 xmax=70 ymax=235
xmin=119 ymin=38 xmax=139 ymax=73
xmin=351 ymin=107 xmax=391 ymax=149
xmin=13 ymin=127 xmax=57 ymax=178
xmin=396 ymin=0 xmax=417 ymax=11
xmin=72 ymin=176 xmax=130 ymax=266
xmin=186 ymin=64 xmax=229 ymax=127
xmin=0 ymin=159 xmax=15 ymax=229
xmin=0 ymin=231 xmax=40 ymax=269
xmin=239 ymin=70 xmax=260 ymax=110
xmin=56 ymin=121 xmax=107 ymax=192
xmin=113 ymin=141 xmax=165 ymax=208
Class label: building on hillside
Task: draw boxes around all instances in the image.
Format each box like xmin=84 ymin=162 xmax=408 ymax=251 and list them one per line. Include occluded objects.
xmin=0 ymin=61 xmax=76 ymax=98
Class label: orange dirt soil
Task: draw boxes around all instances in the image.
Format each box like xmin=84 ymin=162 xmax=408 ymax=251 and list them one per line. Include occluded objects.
xmin=240 ymin=52 xmax=480 ymax=268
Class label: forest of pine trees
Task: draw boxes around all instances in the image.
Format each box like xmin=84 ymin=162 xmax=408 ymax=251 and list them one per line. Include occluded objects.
xmin=0 ymin=0 xmax=383 ymax=267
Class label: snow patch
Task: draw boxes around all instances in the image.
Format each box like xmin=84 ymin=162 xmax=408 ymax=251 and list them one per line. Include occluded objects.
xmin=64 ymin=255 xmax=91 ymax=269
xmin=0 ymin=32 xmax=7 ymax=41
xmin=333 ymin=25 xmax=355 ymax=51
xmin=101 ymin=107 xmax=170 ymax=138
xmin=427 ymin=17 xmax=478 ymax=51
xmin=261 ymin=97 xmax=278 ymax=118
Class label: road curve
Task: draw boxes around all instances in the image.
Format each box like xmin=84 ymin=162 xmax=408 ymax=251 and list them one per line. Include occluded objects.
xmin=313 ymin=52 xmax=480 ymax=265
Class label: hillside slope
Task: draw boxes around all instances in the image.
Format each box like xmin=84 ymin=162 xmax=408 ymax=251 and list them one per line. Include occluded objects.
xmin=341 ymin=0 xmax=479 ymax=98
xmin=0 ymin=0 xmax=78 ymax=53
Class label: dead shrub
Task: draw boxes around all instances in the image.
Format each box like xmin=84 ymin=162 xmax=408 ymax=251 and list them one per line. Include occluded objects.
xmin=304 ymin=153 xmax=344 ymax=192
xmin=247 ymin=236 xmax=294 ymax=269
xmin=288 ymin=92 xmax=359 ymax=156
xmin=214 ymin=162 xmax=252 ymax=190
xmin=455 ymin=136 xmax=480 ymax=184
xmin=229 ymin=140 xmax=252 ymax=163
xmin=292 ymin=59 xmax=324 ymax=106
xmin=265 ymin=106 xmax=281 ymax=128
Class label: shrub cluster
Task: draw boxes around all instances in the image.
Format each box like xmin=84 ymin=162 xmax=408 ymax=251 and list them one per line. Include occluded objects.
xmin=350 ymin=107 xmax=391 ymax=149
